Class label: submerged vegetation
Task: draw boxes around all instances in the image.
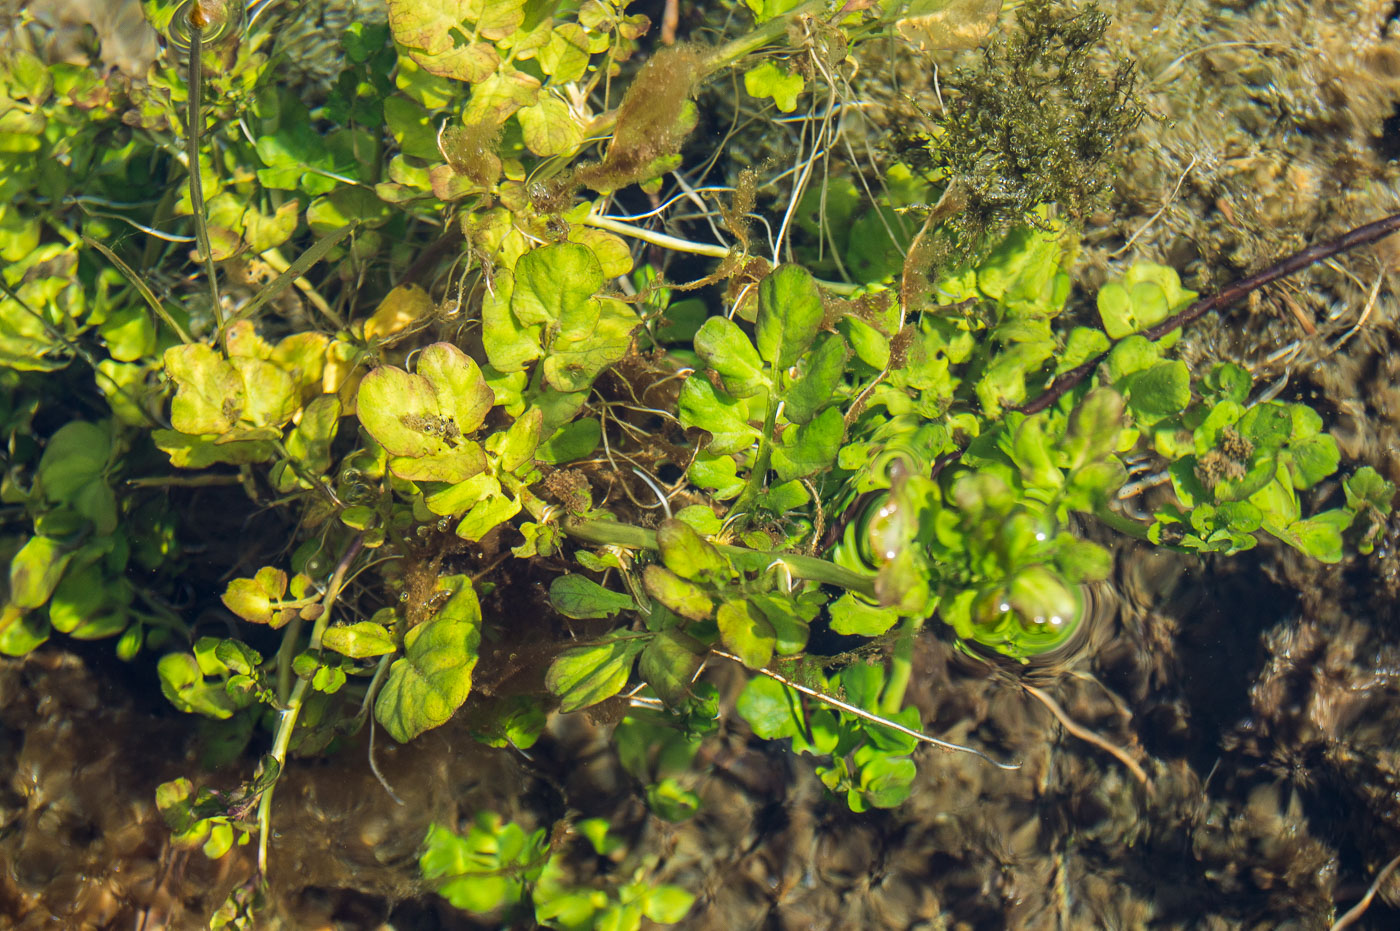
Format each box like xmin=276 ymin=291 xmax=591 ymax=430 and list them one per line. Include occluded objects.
xmin=1 ymin=0 xmax=1398 ymax=926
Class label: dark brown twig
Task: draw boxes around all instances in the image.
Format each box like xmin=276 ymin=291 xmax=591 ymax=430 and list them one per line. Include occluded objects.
xmin=1020 ymin=210 xmax=1400 ymax=416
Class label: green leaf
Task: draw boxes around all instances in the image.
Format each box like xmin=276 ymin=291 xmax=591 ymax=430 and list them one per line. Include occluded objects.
xmin=746 ymin=592 xmax=812 ymax=654
xmin=744 ymin=61 xmax=804 ymax=112
xmin=828 ymin=592 xmax=897 ymax=636
xmin=221 ymin=567 xmax=293 ymax=627
xmin=656 ymin=519 xmax=727 ymax=580
xmin=157 ymin=653 xmax=237 ymax=719
xmin=539 ymin=22 xmax=593 ymax=82
xmin=481 ymin=270 xmax=543 ymax=372
xmin=1105 ymin=335 xmax=1160 ymax=381
xmin=1286 ymin=434 xmax=1340 ymax=489
xmin=543 ymin=297 xmax=638 ymax=393
xmin=454 ymin=491 xmax=520 ymax=541
xmin=490 ymin=407 xmax=543 ymax=473
xmin=1271 ymin=514 xmax=1346 ymax=563
xmin=228 ymin=358 xmax=298 ymax=429
xmin=8 ymin=535 xmax=73 ymax=609
xmin=545 ymin=638 xmax=646 ymax=713
xmin=549 ymin=575 xmax=636 ymax=619
xmin=1059 ymin=326 xmax=1109 ymax=373
xmin=36 ymin=421 xmax=109 ymax=503
xmin=736 ymin=675 xmax=799 ymax=739
xmin=838 ymin=315 xmax=890 ymax=370
xmin=1122 ymin=360 xmax=1190 ymax=420
xmin=642 ymin=886 xmax=697 ymax=924
xmin=756 ymin=264 xmax=824 ymax=370
xmin=693 ymin=316 xmax=767 ymax=398
xmin=48 ymin=563 xmax=104 ymax=634
xmin=716 ymin=599 xmax=775 ymax=668
xmin=646 ymin=777 xmax=701 ymax=821
xmin=643 ymin=565 xmax=714 ymax=621
xmin=678 ymin=376 xmax=760 ymax=455
xmin=164 ymin=344 xmax=244 ymax=435
xmin=512 ymin=242 xmax=602 ymax=326
xmin=321 ymin=621 xmax=396 ymax=658
xmin=356 ymin=343 xmax=493 ymax=483
xmin=772 ymin=406 xmax=843 ymax=482
xmin=784 ymin=334 xmax=848 ymax=424
xmin=689 ymin=451 xmax=746 ymax=500
xmin=387 ymin=0 xmax=522 ymax=82
xmin=537 ymin=417 xmax=601 ymax=463
xmin=517 ymin=95 xmax=584 ymax=157
xmin=375 ymin=578 xmax=483 ymax=742
xmin=1345 ymin=466 xmax=1395 ymax=513
xmin=638 ymin=628 xmax=705 ymax=706
xmin=1065 ymin=388 xmax=1124 ymax=470
xmin=853 ymin=750 xmax=916 ymax=809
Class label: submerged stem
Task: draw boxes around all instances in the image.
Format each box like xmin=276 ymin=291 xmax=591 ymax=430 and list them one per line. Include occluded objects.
xmin=560 ymin=516 xmax=878 ymax=598
xmin=185 ymin=26 xmax=223 ymax=340
xmin=256 ymin=535 xmax=364 ymax=877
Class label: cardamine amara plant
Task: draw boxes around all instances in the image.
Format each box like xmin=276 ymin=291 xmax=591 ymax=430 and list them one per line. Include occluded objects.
xmin=0 ymin=0 xmax=1394 ymax=925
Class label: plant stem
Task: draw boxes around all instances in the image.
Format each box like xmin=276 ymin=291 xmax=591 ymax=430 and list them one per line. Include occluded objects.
xmin=561 ymin=516 xmax=879 ymax=598
xmin=184 ymin=27 xmax=224 ymax=340
xmin=702 ymin=0 xmax=832 ymax=76
xmin=880 ymin=616 xmax=916 ymax=715
xmin=730 ymin=394 xmax=780 ymax=518
xmin=585 ymin=213 xmax=731 ymax=258
xmin=255 ymin=534 xmax=363 ymax=878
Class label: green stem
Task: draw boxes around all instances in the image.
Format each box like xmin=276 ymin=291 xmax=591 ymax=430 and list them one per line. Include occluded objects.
xmin=1092 ymin=504 xmax=1153 ymax=542
xmin=256 ymin=535 xmax=363 ymax=878
xmin=880 ymin=616 xmax=916 ymax=715
xmin=703 ymin=0 xmax=832 ymax=76
xmin=185 ymin=27 xmax=224 ymax=341
xmin=561 ymin=516 xmax=878 ymax=598
xmin=730 ymin=394 xmax=779 ymax=518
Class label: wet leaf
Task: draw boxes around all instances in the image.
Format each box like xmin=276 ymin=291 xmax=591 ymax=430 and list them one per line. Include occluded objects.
xmin=165 ymin=344 xmax=243 ymax=435
xmin=545 ymin=637 xmax=646 ymax=713
xmin=321 ymin=621 xmax=396 ymax=658
xmin=693 ymin=316 xmax=767 ymax=398
xmin=638 ymin=628 xmax=705 ymax=706
xmin=643 ymin=565 xmax=714 ymax=621
xmin=756 ymin=263 xmax=823 ymax=371
xmin=8 ymin=535 xmax=73 ymax=609
xmin=677 ymin=376 xmax=760 ymax=455
xmin=716 ymin=599 xmax=774 ymax=668
xmin=772 ymin=406 xmax=843 ymax=482
xmin=784 ymin=334 xmax=848 ymax=424
xmin=656 ymin=518 xmax=727 ymax=580
xmin=517 ymin=95 xmax=583 ymax=157
xmin=549 ymin=575 xmax=636 ymax=619
xmin=512 ymin=242 xmax=602 ymax=326
xmin=543 ymin=297 xmax=638 ymax=392
xmin=37 ymin=421 xmax=109 ymax=503
xmin=736 ymin=676 xmax=799 ymax=739
xmin=744 ymin=61 xmax=804 ymax=112
xmin=157 ymin=653 xmax=237 ymax=719
xmin=375 ymin=577 xmax=483 ymax=742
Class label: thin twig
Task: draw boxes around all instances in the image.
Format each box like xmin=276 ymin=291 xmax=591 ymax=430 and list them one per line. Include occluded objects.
xmin=1331 ymin=850 xmax=1400 ymax=930
xmin=710 ymin=648 xmax=1022 ymax=770
xmin=1329 ymin=268 xmax=1387 ymax=352
xmin=1108 ymin=154 xmax=1197 ymax=258
xmin=1022 ymin=682 xmax=1152 ymax=792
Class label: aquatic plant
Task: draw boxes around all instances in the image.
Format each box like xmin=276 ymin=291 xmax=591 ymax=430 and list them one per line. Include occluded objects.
xmin=0 ymin=0 xmax=1395 ymax=925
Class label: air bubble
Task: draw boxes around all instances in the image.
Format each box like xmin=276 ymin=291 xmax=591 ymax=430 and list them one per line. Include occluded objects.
xmin=164 ymin=0 xmax=246 ymax=51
